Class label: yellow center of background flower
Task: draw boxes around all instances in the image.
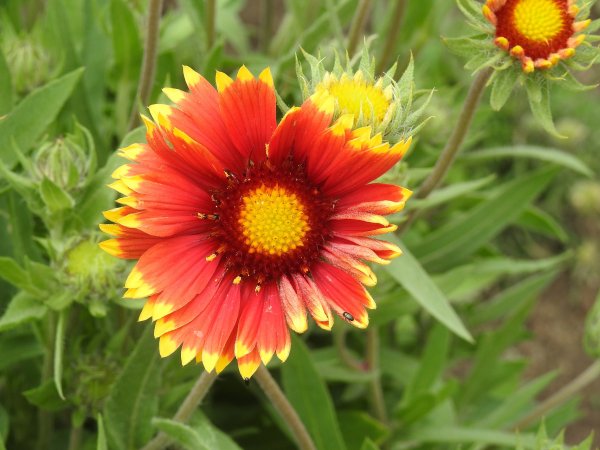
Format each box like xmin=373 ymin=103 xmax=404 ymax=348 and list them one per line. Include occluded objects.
xmin=326 ymin=80 xmax=390 ymax=122
xmin=513 ymin=0 xmax=564 ymax=42
xmin=239 ymin=184 xmax=310 ymax=256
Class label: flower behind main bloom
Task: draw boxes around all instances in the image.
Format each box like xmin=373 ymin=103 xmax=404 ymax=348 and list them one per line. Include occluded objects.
xmin=483 ymin=0 xmax=591 ymax=72
xmin=100 ymin=66 xmax=412 ymax=379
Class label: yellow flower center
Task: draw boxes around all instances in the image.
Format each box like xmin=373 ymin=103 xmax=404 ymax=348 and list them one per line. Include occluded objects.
xmin=238 ymin=184 xmax=310 ymax=256
xmin=513 ymin=0 xmax=564 ymax=42
xmin=323 ymin=79 xmax=390 ymax=122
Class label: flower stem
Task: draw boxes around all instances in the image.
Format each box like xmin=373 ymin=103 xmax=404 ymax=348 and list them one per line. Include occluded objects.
xmin=127 ymin=0 xmax=164 ymax=131
xmin=141 ymin=370 xmax=218 ymax=450
xmin=513 ymin=359 xmax=600 ymax=430
xmin=260 ymin=0 xmax=274 ymax=53
xmin=205 ymin=0 xmax=216 ymax=50
xmin=347 ymin=0 xmax=373 ymax=56
xmin=254 ymin=365 xmax=317 ymax=450
xmin=397 ymin=68 xmax=492 ymax=233
xmin=376 ymin=0 xmax=408 ymax=74
xmin=67 ymin=424 xmax=82 ymax=450
xmin=366 ymin=327 xmax=388 ymax=424
xmin=36 ymin=313 xmax=56 ymax=450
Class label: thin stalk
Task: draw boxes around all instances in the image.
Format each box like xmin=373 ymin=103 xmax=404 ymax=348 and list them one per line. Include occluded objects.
xmin=366 ymin=328 xmax=388 ymax=424
xmin=67 ymin=424 xmax=82 ymax=450
xmin=141 ymin=370 xmax=218 ymax=450
xmin=397 ymin=68 xmax=492 ymax=233
xmin=36 ymin=313 xmax=56 ymax=450
xmin=347 ymin=0 xmax=373 ymax=56
xmin=376 ymin=0 xmax=408 ymax=73
xmin=127 ymin=0 xmax=164 ymax=131
xmin=254 ymin=365 xmax=317 ymax=450
xmin=260 ymin=0 xmax=274 ymax=53
xmin=513 ymin=359 xmax=600 ymax=430
xmin=325 ymin=0 xmax=346 ymax=47
xmin=206 ymin=0 xmax=216 ymax=50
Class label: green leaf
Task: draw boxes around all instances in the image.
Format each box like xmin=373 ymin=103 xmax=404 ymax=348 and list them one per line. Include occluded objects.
xmin=0 ymin=292 xmax=47 ymax=332
xmin=104 ymin=328 xmax=161 ymax=450
xmin=97 ymin=414 xmax=108 ymax=450
xmin=54 ymin=310 xmax=66 ymax=400
xmin=0 ymin=49 xmax=13 ymax=115
xmin=404 ymin=324 xmax=450 ymax=402
xmin=407 ymin=426 xmax=535 ymax=447
xmin=152 ymin=418 xmax=213 ymax=450
xmin=360 ymin=438 xmax=380 ymax=450
xmin=152 ymin=415 xmax=243 ymax=450
xmin=383 ymin=236 xmax=473 ymax=342
xmin=281 ymin=335 xmax=347 ymax=450
xmin=40 ymin=178 xmax=75 ymax=213
xmin=405 ymin=175 xmax=495 ymax=212
xmin=338 ymin=411 xmax=388 ymax=450
xmin=0 ymin=68 xmax=84 ymax=168
xmin=0 ymin=257 xmax=37 ymax=294
xmin=517 ymin=207 xmax=568 ymax=242
xmin=411 ymin=166 xmax=558 ymax=272
xmin=0 ymin=332 xmax=43 ymax=371
xmin=464 ymin=145 xmax=593 ymax=177
xmin=23 ymin=379 xmax=69 ymax=412
xmin=490 ymin=68 xmax=519 ymax=111
xmin=527 ymin=78 xmax=564 ymax=138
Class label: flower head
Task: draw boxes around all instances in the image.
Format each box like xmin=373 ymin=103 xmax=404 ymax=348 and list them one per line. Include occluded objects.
xmin=101 ymin=66 xmax=412 ymax=379
xmin=296 ymin=49 xmax=430 ymax=143
xmin=483 ymin=0 xmax=590 ymax=72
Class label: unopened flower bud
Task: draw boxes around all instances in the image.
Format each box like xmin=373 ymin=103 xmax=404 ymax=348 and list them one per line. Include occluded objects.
xmin=569 ymin=181 xmax=600 ymax=217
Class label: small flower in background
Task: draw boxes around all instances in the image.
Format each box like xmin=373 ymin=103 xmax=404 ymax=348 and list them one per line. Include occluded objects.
xmin=483 ymin=0 xmax=590 ymax=73
xmin=101 ymin=65 xmax=412 ymax=379
xmin=448 ymin=0 xmax=600 ymax=134
xmin=296 ymin=48 xmax=431 ymax=144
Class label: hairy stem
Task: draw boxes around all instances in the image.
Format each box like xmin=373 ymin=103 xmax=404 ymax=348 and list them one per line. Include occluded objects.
xmin=127 ymin=0 xmax=164 ymax=131
xmin=376 ymin=0 xmax=408 ymax=73
xmin=398 ymin=68 xmax=492 ymax=233
xmin=255 ymin=365 xmax=317 ymax=450
xmin=141 ymin=370 xmax=218 ymax=450
xmin=366 ymin=328 xmax=388 ymax=424
xmin=37 ymin=313 xmax=56 ymax=450
xmin=206 ymin=0 xmax=216 ymax=50
xmin=347 ymin=0 xmax=373 ymax=56
xmin=513 ymin=359 xmax=600 ymax=430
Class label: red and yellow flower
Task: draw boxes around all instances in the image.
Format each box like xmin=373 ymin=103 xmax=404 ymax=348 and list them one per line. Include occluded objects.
xmin=100 ymin=66 xmax=411 ymax=379
xmin=482 ymin=0 xmax=591 ymax=72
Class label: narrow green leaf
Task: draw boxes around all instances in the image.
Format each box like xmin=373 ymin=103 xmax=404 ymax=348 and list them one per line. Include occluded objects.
xmin=464 ymin=145 xmax=593 ymax=177
xmin=0 ymin=333 xmax=43 ymax=371
xmin=408 ymin=426 xmax=535 ymax=447
xmin=104 ymin=328 xmax=161 ymax=450
xmin=97 ymin=414 xmax=108 ymax=450
xmin=405 ymin=175 xmax=495 ymax=211
xmin=23 ymin=379 xmax=68 ymax=411
xmin=404 ymin=324 xmax=450 ymax=402
xmin=527 ymin=79 xmax=563 ymax=137
xmin=40 ymin=178 xmax=75 ymax=213
xmin=490 ymin=68 xmax=519 ymax=111
xmin=411 ymin=166 xmax=558 ymax=272
xmin=0 ymin=292 xmax=47 ymax=332
xmin=338 ymin=411 xmax=387 ymax=450
xmin=0 ymin=257 xmax=34 ymax=293
xmin=360 ymin=438 xmax=380 ymax=450
xmin=0 ymin=49 xmax=13 ymax=115
xmin=281 ymin=335 xmax=347 ymax=450
xmin=384 ymin=236 xmax=473 ymax=342
xmin=0 ymin=68 xmax=84 ymax=168
xmin=152 ymin=418 xmax=212 ymax=450
xmin=53 ymin=310 xmax=66 ymax=400
xmin=517 ymin=207 xmax=568 ymax=242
